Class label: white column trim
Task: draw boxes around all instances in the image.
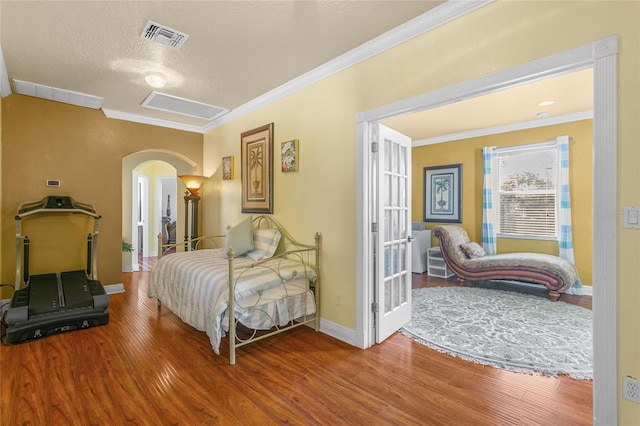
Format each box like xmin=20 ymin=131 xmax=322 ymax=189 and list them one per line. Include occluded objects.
xmin=591 ymin=35 xmax=618 ymax=426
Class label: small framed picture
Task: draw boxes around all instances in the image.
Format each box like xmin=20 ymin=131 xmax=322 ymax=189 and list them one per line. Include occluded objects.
xmin=222 ymin=156 xmax=234 ymax=180
xmin=281 ymin=139 xmax=298 ymax=173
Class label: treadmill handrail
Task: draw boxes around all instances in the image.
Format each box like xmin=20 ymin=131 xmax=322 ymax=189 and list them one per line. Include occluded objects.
xmin=17 ymin=197 xmax=100 ymax=219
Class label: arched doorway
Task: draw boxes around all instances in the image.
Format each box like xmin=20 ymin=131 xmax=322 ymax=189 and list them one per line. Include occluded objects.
xmin=122 ymin=150 xmax=197 ymax=272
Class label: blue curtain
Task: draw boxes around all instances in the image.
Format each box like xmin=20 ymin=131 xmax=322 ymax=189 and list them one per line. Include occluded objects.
xmin=557 ymin=136 xmax=583 ymax=295
xmin=481 ymin=146 xmax=497 ymax=255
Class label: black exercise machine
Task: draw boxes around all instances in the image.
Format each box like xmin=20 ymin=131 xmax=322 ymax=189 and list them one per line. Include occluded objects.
xmin=3 ymin=196 xmax=109 ymax=344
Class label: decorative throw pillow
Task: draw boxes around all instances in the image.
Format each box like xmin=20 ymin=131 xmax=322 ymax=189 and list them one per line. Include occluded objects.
xmin=246 ymin=229 xmax=282 ymax=260
xmin=224 ymin=216 xmax=254 ymax=257
xmin=460 ymin=242 xmax=487 ymax=259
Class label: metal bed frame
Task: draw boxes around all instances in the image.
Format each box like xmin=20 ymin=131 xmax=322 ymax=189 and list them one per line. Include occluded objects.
xmin=153 ymin=215 xmax=321 ymax=364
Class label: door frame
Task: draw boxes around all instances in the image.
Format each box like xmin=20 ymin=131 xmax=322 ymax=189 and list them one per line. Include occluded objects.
xmin=135 ymin=174 xmax=150 ymax=258
xmin=356 ymin=35 xmax=618 ymax=425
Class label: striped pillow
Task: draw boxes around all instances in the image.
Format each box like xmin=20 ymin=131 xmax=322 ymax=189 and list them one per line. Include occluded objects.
xmin=246 ymin=229 xmax=282 ymax=260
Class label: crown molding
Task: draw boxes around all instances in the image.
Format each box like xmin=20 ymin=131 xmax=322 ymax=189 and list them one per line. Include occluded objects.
xmin=412 ymin=110 xmax=594 ymax=147
xmin=101 ymin=108 xmax=205 ymax=134
xmin=200 ymin=0 xmax=494 ymax=132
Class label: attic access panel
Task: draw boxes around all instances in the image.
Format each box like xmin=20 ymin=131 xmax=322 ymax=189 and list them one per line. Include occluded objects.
xmin=141 ymin=91 xmax=229 ymax=121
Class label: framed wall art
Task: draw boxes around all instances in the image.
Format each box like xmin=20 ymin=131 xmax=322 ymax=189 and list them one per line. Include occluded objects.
xmin=241 ymin=123 xmax=274 ymax=213
xmin=222 ymin=156 xmax=234 ymax=180
xmin=423 ymin=164 xmax=462 ymax=223
xmin=281 ymin=139 xmax=298 ymax=172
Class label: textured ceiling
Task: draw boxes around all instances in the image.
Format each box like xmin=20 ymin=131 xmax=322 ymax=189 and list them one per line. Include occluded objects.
xmin=0 ymin=0 xmax=444 ymax=131
xmin=1 ymin=1 xmax=591 ymax=140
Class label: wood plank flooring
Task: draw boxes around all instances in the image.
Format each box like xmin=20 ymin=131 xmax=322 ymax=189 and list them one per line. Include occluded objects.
xmin=0 ymin=269 xmax=592 ymax=425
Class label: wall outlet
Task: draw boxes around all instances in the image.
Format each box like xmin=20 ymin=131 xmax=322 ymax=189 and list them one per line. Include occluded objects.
xmin=623 ymin=376 xmax=640 ymax=403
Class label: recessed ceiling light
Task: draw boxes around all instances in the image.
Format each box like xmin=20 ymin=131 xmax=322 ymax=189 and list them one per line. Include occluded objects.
xmin=145 ymin=72 xmax=166 ymax=88
xmin=538 ymin=100 xmax=555 ymax=106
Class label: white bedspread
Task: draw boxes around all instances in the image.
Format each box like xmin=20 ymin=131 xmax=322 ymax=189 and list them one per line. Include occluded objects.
xmin=148 ymin=248 xmax=317 ymax=354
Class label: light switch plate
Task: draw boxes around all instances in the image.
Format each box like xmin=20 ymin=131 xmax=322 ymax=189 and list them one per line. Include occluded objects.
xmin=623 ymin=206 xmax=640 ymax=229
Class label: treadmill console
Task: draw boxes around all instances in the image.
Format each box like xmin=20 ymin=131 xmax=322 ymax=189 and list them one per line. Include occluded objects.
xmin=17 ymin=196 xmax=99 ymax=218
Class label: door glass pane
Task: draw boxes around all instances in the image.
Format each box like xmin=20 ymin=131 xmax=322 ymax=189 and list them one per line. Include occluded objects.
xmin=384 ymin=278 xmax=391 ymax=313
xmin=392 ymin=176 xmax=398 ymax=207
xmin=392 ymin=141 xmax=399 ymax=174
xmin=399 ymin=145 xmax=406 ymax=175
xmin=384 ymin=139 xmax=392 ymax=172
xmin=392 ymin=210 xmax=399 ymax=241
xmin=400 ymin=273 xmax=407 ymax=304
xmin=385 ymin=174 xmax=392 ymax=206
xmin=392 ymin=276 xmax=399 ymax=309
xmin=384 ymin=210 xmax=391 ymax=242
xmin=384 ymin=245 xmax=391 ymax=277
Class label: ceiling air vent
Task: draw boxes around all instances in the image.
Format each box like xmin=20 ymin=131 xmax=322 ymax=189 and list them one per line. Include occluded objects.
xmin=141 ymin=21 xmax=189 ymax=50
xmin=141 ymin=91 xmax=228 ymax=121
xmin=13 ymin=79 xmax=103 ymax=109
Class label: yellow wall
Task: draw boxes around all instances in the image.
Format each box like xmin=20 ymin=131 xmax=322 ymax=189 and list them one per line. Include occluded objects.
xmin=1 ymin=95 xmax=203 ymax=295
xmin=202 ymin=1 xmax=639 ymax=422
xmin=412 ymin=121 xmax=593 ymax=285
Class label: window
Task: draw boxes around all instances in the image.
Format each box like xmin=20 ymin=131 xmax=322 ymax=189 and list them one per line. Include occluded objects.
xmin=497 ymin=144 xmax=559 ymax=239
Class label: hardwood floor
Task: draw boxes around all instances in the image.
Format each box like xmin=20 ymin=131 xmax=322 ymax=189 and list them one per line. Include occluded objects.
xmin=0 ymin=269 xmax=592 ymax=425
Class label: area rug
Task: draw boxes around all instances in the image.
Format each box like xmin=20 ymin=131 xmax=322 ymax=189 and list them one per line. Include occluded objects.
xmin=400 ymin=286 xmax=592 ymax=380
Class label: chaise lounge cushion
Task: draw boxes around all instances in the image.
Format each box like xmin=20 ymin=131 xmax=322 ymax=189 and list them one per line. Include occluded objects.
xmin=460 ymin=242 xmax=486 ymax=259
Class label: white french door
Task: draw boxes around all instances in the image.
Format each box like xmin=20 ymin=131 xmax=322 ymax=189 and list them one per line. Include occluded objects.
xmin=373 ymin=123 xmax=413 ymax=342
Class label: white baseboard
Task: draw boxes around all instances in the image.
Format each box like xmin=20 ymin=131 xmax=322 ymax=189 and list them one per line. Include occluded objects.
xmin=122 ymin=264 xmax=139 ymax=273
xmin=105 ymin=283 xmax=125 ymax=294
xmin=319 ymin=318 xmax=357 ymax=347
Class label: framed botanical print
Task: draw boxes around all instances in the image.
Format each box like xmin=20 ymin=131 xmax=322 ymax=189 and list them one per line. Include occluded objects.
xmin=424 ymin=164 xmax=462 ymax=223
xmin=241 ymin=123 xmax=274 ymax=213
xmin=281 ymin=139 xmax=298 ymax=172
xmin=222 ymin=156 xmax=234 ymax=180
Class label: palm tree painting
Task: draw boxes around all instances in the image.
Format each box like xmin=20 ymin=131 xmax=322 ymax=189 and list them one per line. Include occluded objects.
xmin=424 ymin=164 xmax=461 ymax=223
xmin=434 ymin=177 xmax=450 ymax=211
xmin=241 ymin=123 xmax=274 ymax=214
xmin=249 ymin=145 xmax=263 ymax=195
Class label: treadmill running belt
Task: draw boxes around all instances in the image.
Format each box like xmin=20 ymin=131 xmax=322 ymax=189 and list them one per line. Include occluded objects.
xmin=3 ymin=270 xmax=110 ymax=345
xmin=61 ymin=270 xmax=94 ymax=310
xmin=28 ymin=273 xmax=60 ymax=316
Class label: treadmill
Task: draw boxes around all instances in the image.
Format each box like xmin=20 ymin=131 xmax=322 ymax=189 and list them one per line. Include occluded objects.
xmin=3 ymin=196 xmax=109 ymax=344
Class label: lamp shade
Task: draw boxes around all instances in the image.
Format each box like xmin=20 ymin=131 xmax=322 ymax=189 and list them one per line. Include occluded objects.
xmin=178 ymin=175 xmax=207 ymax=195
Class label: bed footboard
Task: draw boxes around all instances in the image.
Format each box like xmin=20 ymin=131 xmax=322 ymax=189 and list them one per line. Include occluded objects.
xmin=227 ymin=231 xmax=321 ymax=365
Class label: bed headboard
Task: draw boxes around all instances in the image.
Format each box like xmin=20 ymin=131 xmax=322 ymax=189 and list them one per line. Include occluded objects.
xmin=251 ymin=215 xmax=321 ymax=270
xmin=252 ymin=215 xmax=315 ymax=253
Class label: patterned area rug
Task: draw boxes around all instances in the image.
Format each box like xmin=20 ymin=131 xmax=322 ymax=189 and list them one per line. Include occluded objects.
xmin=400 ymin=286 xmax=592 ymax=380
